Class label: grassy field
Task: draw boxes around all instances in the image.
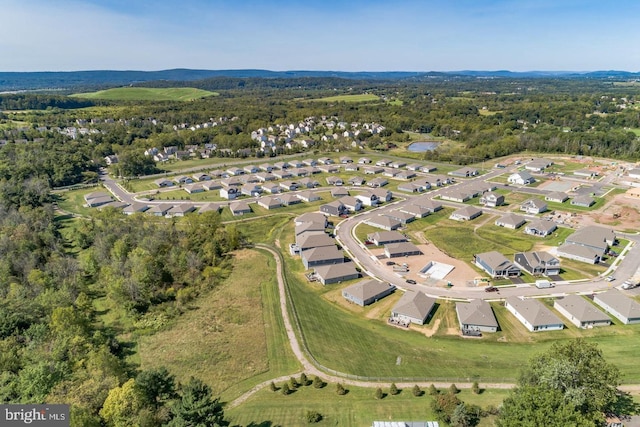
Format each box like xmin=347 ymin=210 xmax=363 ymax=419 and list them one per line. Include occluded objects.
xmin=137 ymin=249 xmax=300 ymax=401
xmin=227 ymin=384 xmax=508 ymax=427
xmin=70 ymin=87 xmax=218 ymax=101
xmin=310 ymin=93 xmax=380 ymax=103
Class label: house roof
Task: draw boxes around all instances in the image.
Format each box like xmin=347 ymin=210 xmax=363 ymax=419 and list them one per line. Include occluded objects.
xmin=385 ymin=242 xmax=422 ymax=256
xmin=456 ymin=300 xmax=498 ymax=328
xmin=277 ymin=194 xmax=300 ymax=204
xmin=475 ymin=251 xmax=516 ymax=272
xmin=496 ymin=213 xmax=526 ymax=228
xmin=452 ymin=205 xmax=482 ymax=218
xmin=368 ymin=231 xmax=407 ymax=243
xmin=594 ymin=290 xmax=640 ymax=320
xmin=123 ymin=202 xmax=149 ymax=214
xmin=506 ymin=297 xmax=564 ymax=327
xmin=571 ymin=195 xmax=595 ymax=206
xmin=297 ymin=190 xmax=320 ymax=200
xmin=366 ymin=215 xmax=401 ymax=229
xmin=342 ymin=279 xmax=395 ymax=302
xmin=297 ymin=233 xmax=335 ymax=250
xmin=518 ymin=251 xmax=558 ymax=266
xmin=295 ymin=212 xmax=327 ymax=226
xmin=302 ymin=246 xmax=344 ymax=263
xmin=167 ymin=204 xmax=195 ymax=215
xmin=554 ymin=295 xmax=610 ymax=323
xmin=341 ymin=196 xmax=361 ymax=207
xmin=522 ymin=198 xmax=547 ymax=209
xmin=413 ymin=198 xmax=442 ymax=211
xmin=314 ymin=262 xmax=359 ymax=281
xmin=147 ymin=203 xmax=173 ymax=214
xmin=84 ymin=191 xmax=110 ymax=201
xmin=526 ymin=219 xmax=556 ymax=233
xmin=198 ymin=203 xmax=220 ymax=214
xmin=392 ymin=291 xmax=435 ymax=321
xmin=557 ymin=243 xmax=600 ymax=260
xmin=546 ymin=191 xmax=568 ymax=201
xmin=400 ymin=204 xmax=431 ymax=217
xmin=510 ymin=170 xmax=534 ymax=180
xmin=229 ymin=201 xmax=251 ymax=213
xmin=258 ymin=196 xmax=282 ymax=209
xmin=565 ymin=225 xmax=615 ymax=251
xmin=384 ymin=211 xmax=414 ymax=222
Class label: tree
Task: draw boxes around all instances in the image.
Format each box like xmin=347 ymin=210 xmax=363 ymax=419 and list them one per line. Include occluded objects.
xmin=428 ymin=384 xmax=438 ymax=395
xmin=431 ymin=393 xmax=462 ymax=424
xmin=99 ymin=379 xmax=145 ymax=427
xmin=135 ymin=367 xmax=177 ymax=409
xmin=281 ymin=383 xmax=290 ymax=396
xmin=299 ymin=372 xmax=309 ymax=386
xmin=305 ymin=410 xmax=322 ymax=423
xmin=288 ymin=377 xmax=298 ymax=390
xmin=312 ymin=375 xmax=324 ymax=389
xmin=449 ymin=383 xmax=459 ymax=395
xmin=167 ymin=377 xmax=225 ymax=427
xmin=498 ymin=339 xmax=621 ymax=426
xmin=335 ymin=383 xmax=347 ymax=396
xmin=450 ymin=403 xmax=479 ymax=427
xmin=412 ymin=385 xmax=423 ymax=397
xmin=269 ymin=382 xmax=277 ymax=392
xmin=374 ymin=388 xmax=384 ymax=400
xmin=389 ymin=383 xmax=399 ymax=395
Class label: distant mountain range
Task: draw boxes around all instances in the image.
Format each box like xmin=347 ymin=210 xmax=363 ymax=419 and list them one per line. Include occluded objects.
xmin=1 ymin=69 xmax=639 ymax=92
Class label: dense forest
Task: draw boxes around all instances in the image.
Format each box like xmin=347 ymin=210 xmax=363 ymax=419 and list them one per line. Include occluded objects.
xmin=1 ymin=75 xmax=640 ymax=425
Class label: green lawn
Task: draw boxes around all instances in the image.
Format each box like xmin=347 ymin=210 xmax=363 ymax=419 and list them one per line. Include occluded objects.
xmin=310 ymin=93 xmax=380 ymax=103
xmin=137 ymin=249 xmax=300 ymax=401
xmin=227 ymin=384 xmax=508 ymax=427
xmin=70 ymin=87 xmax=218 ymax=101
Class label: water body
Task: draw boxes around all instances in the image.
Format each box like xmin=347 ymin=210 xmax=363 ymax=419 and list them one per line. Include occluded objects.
xmin=407 ymin=141 xmax=439 ymax=152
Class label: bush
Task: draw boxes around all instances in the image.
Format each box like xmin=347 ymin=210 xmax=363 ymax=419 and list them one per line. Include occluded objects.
xmin=449 ymin=383 xmax=459 ymax=395
xmin=389 ymin=383 xmax=399 ymax=395
xmin=269 ymin=381 xmax=277 ymax=392
xmin=336 ymin=383 xmax=347 ymax=395
xmin=306 ymin=410 xmax=322 ymax=423
xmin=412 ymin=385 xmax=423 ymax=397
xmin=300 ymin=372 xmax=309 ymax=386
xmin=472 ymin=381 xmax=480 ymax=395
xmin=281 ymin=383 xmax=290 ymax=395
xmin=289 ymin=377 xmax=298 ymax=389
xmin=428 ymin=384 xmax=438 ymax=395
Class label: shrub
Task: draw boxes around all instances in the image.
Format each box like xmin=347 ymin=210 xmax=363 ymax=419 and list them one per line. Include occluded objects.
xmin=269 ymin=382 xmax=277 ymax=392
xmin=336 ymin=383 xmax=347 ymax=395
xmin=472 ymin=381 xmax=480 ymax=395
xmin=389 ymin=383 xmax=399 ymax=395
xmin=412 ymin=385 xmax=423 ymax=397
xmin=428 ymin=384 xmax=438 ymax=395
xmin=300 ymin=372 xmax=309 ymax=386
xmin=449 ymin=383 xmax=459 ymax=395
xmin=281 ymin=383 xmax=290 ymax=395
xmin=289 ymin=377 xmax=298 ymax=389
xmin=312 ymin=375 xmax=324 ymax=389
xmin=306 ymin=410 xmax=322 ymax=423
xmin=375 ymin=388 xmax=384 ymax=400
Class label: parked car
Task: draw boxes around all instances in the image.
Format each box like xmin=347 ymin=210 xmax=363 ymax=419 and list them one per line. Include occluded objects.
xmin=406 ymin=279 xmax=417 ymax=284
xmin=485 ymin=286 xmax=499 ymax=292
xmin=605 ymin=275 xmax=615 ymax=282
xmin=386 ymin=261 xmax=396 ymax=266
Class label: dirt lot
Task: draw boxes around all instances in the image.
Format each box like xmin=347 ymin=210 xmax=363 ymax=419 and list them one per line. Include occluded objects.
xmin=578 ymin=192 xmax=640 ymax=230
xmin=369 ymin=243 xmax=480 ymax=288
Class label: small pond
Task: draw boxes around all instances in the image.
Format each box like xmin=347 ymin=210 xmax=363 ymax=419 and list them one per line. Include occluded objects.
xmin=407 ymin=141 xmax=439 ymax=152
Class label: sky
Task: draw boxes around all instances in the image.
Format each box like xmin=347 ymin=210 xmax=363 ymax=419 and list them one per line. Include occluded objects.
xmin=1 ymin=0 xmax=639 ymax=72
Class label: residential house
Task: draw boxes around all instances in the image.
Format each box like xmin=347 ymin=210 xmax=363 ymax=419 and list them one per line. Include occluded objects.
xmin=375 ymin=159 xmax=391 ymax=167
xmin=365 ymin=215 xmax=402 ymax=231
xmin=394 ymin=170 xmax=416 ymax=180
xmin=397 ymin=180 xmax=430 ymax=193
xmin=317 ymin=157 xmax=333 ymax=165
xmin=262 ymin=183 xmax=281 ymax=194
xmin=545 ymin=191 xmax=569 ymax=203
xmin=339 ymin=156 xmax=353 ymax=164
xmin=174 ymin=175 xmax=194 ymax=185
xmin=524 ymin=219 xmax=557 ymax=237
xmin=241 ymin=184 xmax=262 ymax=197
xmin=326 ymin=176 xmax=343 ymax=186
xmin=296 ymin=233 xmax=336 ymax=251
xmin=301 ymin=246 xmax=345 ymax=269
xmin=255 ymin=172 xmax=276 ymax=182
xmin=400 ymin=204 xmax=431 ymax=218
xmin=154 ymin=178 xmax=174 ymax=188
xmin=257 ymin=196 xmax=282 ymax=210
xmin=456 ymin=300 xmax=499 ymax=333
xmin=474 ymin=251 xmax=521 ymax=278
xmin=495 ymin=213 xmax=526 ymax=229
xmin=449 ymin=206 xmax=482 ymax=221
xmin=440 ymin=190 xmax=472 ymax=203
xmin=554 ymin=295 xmax=611 ymax=328
xmin=320 ymin=200 xmax=347 ymax=216
xmin=242 ymin=174 xmax=260 ymax=184
xmin=318 ymin=165 xmax=340 ymax=174
xmin=221 ymin=177 xmax=242 ymax=187
xmin=243 ymin=165 xmax=259 ymax=174
xmin=367 ymin=231 xmax=407 ymax=246
xmin=479 ymin=191 xmax=505 ymax=207
xmin=276 ymin=194 xmax=301 ymax=206
xmin=627 ymin=168 xmax=640 ymax=180
xmin=413 ymin=198 xmax=443 ymax=213
xmin=226 ymin=167 xmax=244 ymax=176
xmin=123 ymin=202 xmax=149 ymax=215
xmin=505 ymin=297 xmax=564 ymax=332
xmin=514 ymin=251 xmax=561 ymax=276
xmin=390 ymin=291 xmax=436 ymax=325
xmin=556 ymin=244 xmax=601 ymax=264
xmin=302 ymin=158 xmax=317 ymax=166
xmin=384 ymin=242 xmax=422 ymax=258
xmin=104 ymin=155 xmax=118 ymax=165
xmin=571 ymin=195 xmax=596 ymax=207
xmin=314 ymin=262 xmax=359 ymax=285
xmin=593 ymin=290 xmax=640 ymax=324
xmin=201 ymin=181 xmax=222 ymax=191
xmin=259 ymin=163 xmax=274 ymax=172
xmin=295 ymin=212 xmax=327 ymax=227
xmin=573 ymin=169 xmax=599 ymax=178
xmin=382 ymin=169 xmax=397 ymax=178
xmin=84 ymin=191 xmax=113 ymax=207
xmin=348 ymin=176 xmax=365 ymax=186
xmin=340 ymin=196 xmax=363 ymax=212
xmin=405 ymin=163 xmax=422 ymax=171
xmin=525 ymin=158 xmax=553 ymax=172
xmin=391 ymin=161 xmax=407 ymax=169
xmin=384 ymin=211 xmax=415 ymax=225
xmin=342 ymin=280 xmax=396 ymax=306
xmin=520 ymin=198 xmax=548 ymax=214
xmin=273 ymin=161 xmax=289 ymax=170
xmin=370 ymin=188 xmax=392 ymax=202
xmin=198 ymin=203 xmax=220 ymax=214
xmin=147 ymin=204 xmax=173 ymax=216
xmin=364 ymin=166 xmax=384 ymax=175
xmin=183 ymin=183 xmax=205 ymax=194
xmin=331 ymin=187 xmax=349 ymax=198
xmin=565 ymin=225 xmax=615 ymax=255
xmin=272 ymin=169 xmax=293 ymax=179
xmin=298 ymin=177 xmax=320 ymax=188
xmin=357 ymin=157 xmax=372 ymax=164
xmin=289 ymin=168 xmax=309 ymax=177
xmin=420 ymin=165 xmax=438 ymax=173
xmin=448 ymin=167 xmax=478 ymax=178
xmin=166 ymin=204 xmax=196 ymax=217
xmin=193 ymin=172 xmax=211 ymax=181
xmin=297 ymin=191 xmax=322 ymax=202
xmin=367 ymin=177 xmax=388 ymax=187
xmin=229 ymin=201 xmax=252 ymax=216
xmin=508 ymin=171 xmax=535 ymax=185
xmin=344 ymin=164 xmax=359 ymax=172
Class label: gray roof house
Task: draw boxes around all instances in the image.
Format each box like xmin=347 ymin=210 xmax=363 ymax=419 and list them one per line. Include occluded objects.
xmin=301 ymin=246 xmax=345 ymax=269
xmin=123 ymin=202 xmax=149 ymax=215
xmin=147 ymin=203 xmax=173 ymax=216
xmin=474 ymin=251 xmax=521 ymax=278
xmin=166 ymin=204 xmax=196 ymax=217
xmin=295 ymin=212 xmax=327 ymax=227
xmin=525 ymin=158 xmax=553 ymax=172
xmin=557 ymin=244 xmax=601 ymax=264
xmin=449 ymin=206 xmax=482 ymax=221
xmin=456 ymin=300 xmax=499 ymax=333
xmin=365 ymin=215 xmax=402 ymax=231
xmin=277 ymin=194 xmax=302 ymax=206
xmin=314 ymin=262 xmax=360 ymax=285
xmin=505 ymin=297 xmax=564 ymax=332
xmin=449 ymin=167 xmax=478 ymax=178
xmin=390 ymin=291 xmax=436 ymax=325
xmin=384 ymin=211 xmax=415 ymax=225
xmin=495 ymin=213 xmax=526 ymax=229
xmin=525 ymin=219 xmax=557 ymax=237
xmin=593 ymin=289 xmax=640 ymax=324
xmin=514 ymin=251 xmax=561 ymax=276
xmin=565 ymin=225 xmax=615 ymax=255
xmin=400 ymin=204 xmax=431 ymax=219
xmin=257 ymin=196 xmax=282 ymax=210
xmin=297 ymin=191 xmax=322 ymax=203
xmin=479 ymin=191 xmax=505 ymax=207
xmin=331 ymin=187 xmax=349 ymax=198
xmin=229 ymin=201 xmax=252 ymax=216
xmin=198 ymin=203 xmax=221 ymax=214
xmin=384 ymin=242 xmax=422 ymax=258
xmin=520 ymin=198 xmax=547 ymax=214
xmin=440 ymin=190 xmax=472 ymax=203
xmin=545 ymin=191 xmax=569 ymax=203
xmin=367 ymin=231 xmax=407 ymax=246
xmin=341 ymin=196 xmax=363 ymax=212
xmin=320 ymin=200 xmax=346 ymax=216
xmin=507 ymin=171 xmax=535 ymax=185
xmin=342 ymin=280 xmax=396 ymax=307
xmin=571 ymin=195 xmax=596 ymax=207
xmin=553 ymin=295 xmax=611 ymax=328
xmin=296 ymin=233 xmax=336 ymax=251
xmin=413 ymin=198 xmax=443 ymax=213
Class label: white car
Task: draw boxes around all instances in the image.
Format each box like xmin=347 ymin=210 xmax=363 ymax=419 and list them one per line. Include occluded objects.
xmin=605 ymin=276 xmax=615 ymax=282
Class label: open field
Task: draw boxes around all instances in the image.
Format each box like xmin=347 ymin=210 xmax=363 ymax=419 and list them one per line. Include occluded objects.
xmin=310 ymin=93 xmax=380 ymax=103
xmin=137 ymin=249 xmax=299 ymax=401
xmin=227 ymin=384 xmax=507 ymax=427
xmin=70 ymin=87 xmax=218 ymax=101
